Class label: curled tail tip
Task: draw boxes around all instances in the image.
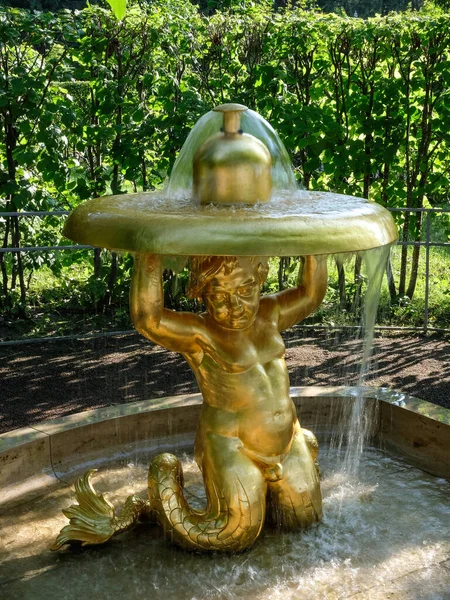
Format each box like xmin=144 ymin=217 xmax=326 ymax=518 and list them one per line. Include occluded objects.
xmin=149 ymin=453 xmax=184 ymax=484
xmin=50 ymin=534 xmax=69 ymax=551
xmin=73 ymin=469 xmax=115 ymax=516
xmin=50 ymin=518 xmax=115 ymax=550
xmin=151 ymin=453 xmax=180 ymax=470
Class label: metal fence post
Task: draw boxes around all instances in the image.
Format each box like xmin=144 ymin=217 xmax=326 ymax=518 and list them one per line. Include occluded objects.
xmin=424 ymin=209 xmax=431 ymax=334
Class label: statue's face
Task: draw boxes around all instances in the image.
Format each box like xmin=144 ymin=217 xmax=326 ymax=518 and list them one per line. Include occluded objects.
xmin=204 ymin=262 xmax=261 ymax=330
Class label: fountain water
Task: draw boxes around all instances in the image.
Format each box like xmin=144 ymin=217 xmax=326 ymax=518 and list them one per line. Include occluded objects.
xmin=1 ymin=104 xmax=449 ymax=596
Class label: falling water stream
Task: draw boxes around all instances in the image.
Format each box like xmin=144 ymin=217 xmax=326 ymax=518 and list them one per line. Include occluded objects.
xmin=338 ymin=245 xmax=392 ymax=477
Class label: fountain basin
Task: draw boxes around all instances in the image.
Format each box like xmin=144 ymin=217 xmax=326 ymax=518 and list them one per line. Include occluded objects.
xmin=1 ymin=387 xmax=449 ymax=599
xmin=1 ymin=387 xmax=449 ymax=508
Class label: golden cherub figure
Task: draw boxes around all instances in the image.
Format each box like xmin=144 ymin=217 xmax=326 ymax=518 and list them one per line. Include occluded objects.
xmin=52 ymin=254 xmax=327 ymax=552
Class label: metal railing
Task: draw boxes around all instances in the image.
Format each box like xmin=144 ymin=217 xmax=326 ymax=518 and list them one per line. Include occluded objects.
xmin=388 ymin=207 xmax=450 ymax=333
xmin=0 ymin=211 xmax=91 ymax=253
xmin=1 ymin=206 xmax=449 ymax=344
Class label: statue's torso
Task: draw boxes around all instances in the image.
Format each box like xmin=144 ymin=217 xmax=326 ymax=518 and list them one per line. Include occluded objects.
xmin=189 ymin=314 xmax=297 ymax=457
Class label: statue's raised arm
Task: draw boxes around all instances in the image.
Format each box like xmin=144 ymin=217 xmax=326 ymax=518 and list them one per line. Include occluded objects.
xmin=260 ymin=256 xmax=328 ymax=332
xmin=130 ymin=254 xmax=204 ymax=355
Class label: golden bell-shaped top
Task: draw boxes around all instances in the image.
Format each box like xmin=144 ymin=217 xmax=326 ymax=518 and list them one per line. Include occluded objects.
xmin=193 ymin=103 xmax=272 ymax=206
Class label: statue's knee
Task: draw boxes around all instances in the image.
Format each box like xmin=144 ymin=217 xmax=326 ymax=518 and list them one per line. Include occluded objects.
xmin=302 ymin=428 xmax=319 ymax=462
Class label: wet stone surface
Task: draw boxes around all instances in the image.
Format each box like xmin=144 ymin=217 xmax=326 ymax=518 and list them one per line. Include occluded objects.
xmin=1 ymin=446 xmax=449 ymax=600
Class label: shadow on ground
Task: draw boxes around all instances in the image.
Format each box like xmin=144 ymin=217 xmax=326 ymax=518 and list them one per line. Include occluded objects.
xmin=1 ymin=328 xmax=449 ymax=433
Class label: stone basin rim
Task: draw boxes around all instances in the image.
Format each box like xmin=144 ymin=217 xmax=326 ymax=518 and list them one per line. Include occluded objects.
xmin=2 ymin=385 xmax=446 ymax=443
xmin=1 ymin=385 xmax=449 ymax=512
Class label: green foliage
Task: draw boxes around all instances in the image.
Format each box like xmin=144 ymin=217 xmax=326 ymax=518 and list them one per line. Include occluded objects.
xmin=1 ymin=2 xmax=450 ymax=336
xmin=0 ymin=0 xmax=421 ymax=17
xmin=106 ymin=0 xmax=127 ymax=20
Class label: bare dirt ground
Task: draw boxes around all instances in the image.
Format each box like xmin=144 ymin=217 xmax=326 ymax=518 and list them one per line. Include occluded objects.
xmin=1 ymin=328 xmax=449 ymax=433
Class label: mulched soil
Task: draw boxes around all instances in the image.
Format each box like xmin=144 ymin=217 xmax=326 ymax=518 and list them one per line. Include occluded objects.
xmin=1 ymin=328 xmax=449 ymax=434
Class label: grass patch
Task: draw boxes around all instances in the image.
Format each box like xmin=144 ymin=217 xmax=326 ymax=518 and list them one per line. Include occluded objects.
xmin=1 ymin=246 xmax=450 ymax=341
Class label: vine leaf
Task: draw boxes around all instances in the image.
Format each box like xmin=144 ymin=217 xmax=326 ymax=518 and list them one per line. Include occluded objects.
xmin=106 ymin=0 xmax=127 ymax=21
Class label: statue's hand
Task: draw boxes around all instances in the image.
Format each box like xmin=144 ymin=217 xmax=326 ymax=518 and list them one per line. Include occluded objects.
xmin=298 ymin=255 xmax=317 ymax=285
xmin=298 ymin=255 xmax=328 ymax=294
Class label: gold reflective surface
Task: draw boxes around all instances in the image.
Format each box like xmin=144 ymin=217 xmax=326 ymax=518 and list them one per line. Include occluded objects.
xmin=62 ymin=104 xmax=397 ymax=257
xmin=193 ymin=104 xmax=272 ymax=205
xmin=53 ymin=254 xmax=327 ymax=552
xmin=62 ymin=190 xmax=398 ymax=256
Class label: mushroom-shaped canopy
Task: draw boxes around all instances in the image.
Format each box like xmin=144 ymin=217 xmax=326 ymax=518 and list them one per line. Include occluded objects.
xmin=63 ymin=190 xmax=397 ymax=257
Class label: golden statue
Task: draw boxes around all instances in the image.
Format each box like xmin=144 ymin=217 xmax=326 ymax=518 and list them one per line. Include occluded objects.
xmin=52 ymin=251 xmax=327 ymax=552
xmin=53 ymin=103 xmax=396 ymax=553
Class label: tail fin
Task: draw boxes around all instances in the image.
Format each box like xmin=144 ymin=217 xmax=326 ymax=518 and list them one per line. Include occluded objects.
xmin=51 ymin=470 xmax=150 ymax=550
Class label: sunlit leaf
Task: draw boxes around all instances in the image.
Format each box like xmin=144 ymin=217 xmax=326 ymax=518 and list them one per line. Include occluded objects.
xmin=106 ymin=0 xmax=127 ymax=21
